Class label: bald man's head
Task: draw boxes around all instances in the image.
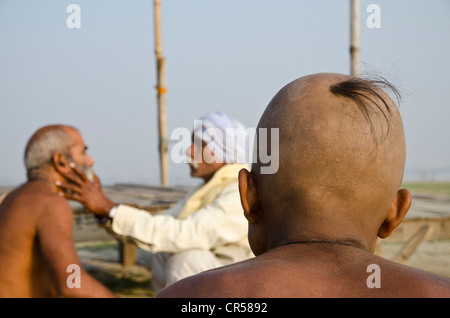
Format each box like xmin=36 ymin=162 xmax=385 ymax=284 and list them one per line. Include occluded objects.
xmin=240 ymin=73 xmax=410 ymax=254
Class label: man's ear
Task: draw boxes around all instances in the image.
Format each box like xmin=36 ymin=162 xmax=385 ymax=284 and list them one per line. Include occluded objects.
xmin=52 ymin=152 xmax=70 ymax=174
xmin=377 ymin=189 xmax=412 ymax=239
xmin=238 ymin=168 xmax=261 ymax=224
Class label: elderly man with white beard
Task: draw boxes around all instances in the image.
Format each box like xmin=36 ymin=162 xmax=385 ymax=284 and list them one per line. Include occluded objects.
xmin=57 ymin=112 xmax=254 ymax=292
xmin=0 ymin=125 xmax=116 ymax=297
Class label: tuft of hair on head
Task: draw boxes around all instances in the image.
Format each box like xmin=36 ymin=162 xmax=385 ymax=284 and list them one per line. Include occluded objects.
xmin=329 ymin=75 xmax=401 ymax=140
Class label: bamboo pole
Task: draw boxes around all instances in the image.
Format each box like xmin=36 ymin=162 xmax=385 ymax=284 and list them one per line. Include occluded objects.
xmin=153 ymin=0 xmax=169 ymax=186
xmin=350 ymin=0 xmax=360 ymax=76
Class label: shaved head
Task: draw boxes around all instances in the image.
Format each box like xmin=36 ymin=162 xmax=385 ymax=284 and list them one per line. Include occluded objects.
xmin=243 ymin=73 xmax=408 ymax=253
xmin=158 ymin=74 xmax=450 ymax=299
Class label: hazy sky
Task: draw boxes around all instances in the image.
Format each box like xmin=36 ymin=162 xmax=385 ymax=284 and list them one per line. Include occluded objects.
xmin=1 ymin=0 xmax=449 ymax=187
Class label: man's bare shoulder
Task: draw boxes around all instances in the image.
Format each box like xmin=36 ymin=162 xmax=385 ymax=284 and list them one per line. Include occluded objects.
xmin=35 ymin=191 xmax=74 ymax=228
xmin=372 ymin=256 xmax=450 ymax=297
xmin=3 ymin=182 xmax=73 ymax=221
xmin=157 ymin=250 xmax=450 ymax=298
xmin=156 ymin=267 xmax=239 ymax=298
xmin=156 ymin=258 xmax=273 ymax=298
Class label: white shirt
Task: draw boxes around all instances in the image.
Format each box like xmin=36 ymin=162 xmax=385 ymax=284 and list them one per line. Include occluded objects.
xmin=111 ymin=183 xmax=254 ymax=264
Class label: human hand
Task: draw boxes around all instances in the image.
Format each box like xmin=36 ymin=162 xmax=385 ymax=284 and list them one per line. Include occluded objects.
xmin=55 ymin=163 xmax=116 ymax=218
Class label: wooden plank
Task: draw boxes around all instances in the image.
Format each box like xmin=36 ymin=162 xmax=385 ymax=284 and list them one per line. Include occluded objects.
xmin=392 ymin=224 xmax=432 ymax=265
xmin=119 ymin=240 xmax=137 ymax=268
xmin=72 ymin=208 xmax=115 ymax=242
xmin=384 ymin=217 xmax=450 ymax=242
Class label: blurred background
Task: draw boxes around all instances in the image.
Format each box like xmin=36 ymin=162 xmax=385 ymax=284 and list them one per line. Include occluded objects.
xmin=1 ymin=0 xmax=449 ymax=188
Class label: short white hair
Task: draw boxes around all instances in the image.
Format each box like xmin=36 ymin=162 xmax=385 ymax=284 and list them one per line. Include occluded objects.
xmin=24 ymin=126 xmax=75 ymax=171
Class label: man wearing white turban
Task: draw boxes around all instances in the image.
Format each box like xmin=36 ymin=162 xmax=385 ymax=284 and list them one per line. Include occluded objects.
xmin=192 ymin=111 xmax=249 ymax=165
xmin=56 ymin=112 xmax=254 ymax=292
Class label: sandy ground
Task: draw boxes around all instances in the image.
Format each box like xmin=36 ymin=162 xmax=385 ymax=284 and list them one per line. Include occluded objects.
xmin=77 ymin=242 xmax=155 ymax=298
xmin=77 ymin=239 xmax=450 ymax=298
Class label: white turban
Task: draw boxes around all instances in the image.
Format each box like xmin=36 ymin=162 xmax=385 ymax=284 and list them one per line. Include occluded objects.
xmin=193 ymin=112 xmax=248 ymax=164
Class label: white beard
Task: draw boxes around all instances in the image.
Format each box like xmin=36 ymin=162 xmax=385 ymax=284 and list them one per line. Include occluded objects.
xmin=83 ymin=166 xmax=95 ymax=182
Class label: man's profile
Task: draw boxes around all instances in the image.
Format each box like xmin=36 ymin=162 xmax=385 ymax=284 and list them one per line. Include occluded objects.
xmin=0 ymin=125 xmax=115 ymax=297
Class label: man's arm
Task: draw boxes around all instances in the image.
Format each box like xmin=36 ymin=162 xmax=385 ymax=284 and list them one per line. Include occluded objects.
xmin=56 ymin=164 xmax=249 ymax=255
xmin=37 ymin=196 xmax=116 ymax=298
xmin=111 ymin=184 xmax=248 ymax=254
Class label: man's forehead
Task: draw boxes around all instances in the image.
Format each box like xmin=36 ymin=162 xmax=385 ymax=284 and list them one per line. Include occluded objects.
xmin=63 ymin=127 xmax=85 ymax=148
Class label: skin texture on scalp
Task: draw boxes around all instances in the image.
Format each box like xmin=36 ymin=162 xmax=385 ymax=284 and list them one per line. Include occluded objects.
xmin=252 ymin=73 xmax=407 ymax=252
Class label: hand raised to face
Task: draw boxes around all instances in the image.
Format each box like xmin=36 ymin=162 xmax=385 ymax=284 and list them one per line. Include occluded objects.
xmin=55 ymin=163 xmax=116 ymax=218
